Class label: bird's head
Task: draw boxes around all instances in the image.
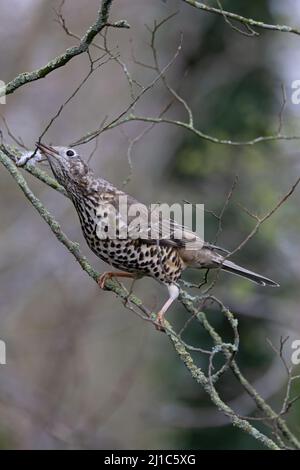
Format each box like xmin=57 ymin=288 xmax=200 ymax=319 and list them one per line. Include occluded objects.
xmin=36 ymin=143 xmax=90 ymax=191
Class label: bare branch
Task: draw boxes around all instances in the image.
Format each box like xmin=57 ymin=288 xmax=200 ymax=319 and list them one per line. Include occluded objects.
xmin=216 ymin=0 xmax=258 ymax=37
xmin=1 ymin=0 xmax=130 ymax=98
xmin=182 ymin=0 xmax=300 ymax=37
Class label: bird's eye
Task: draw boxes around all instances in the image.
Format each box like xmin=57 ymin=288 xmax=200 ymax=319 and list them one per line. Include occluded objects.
xmin=66 ymin=149 xmax=75 ymax=157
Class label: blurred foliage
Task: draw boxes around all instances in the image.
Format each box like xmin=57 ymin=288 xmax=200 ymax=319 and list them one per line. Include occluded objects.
xmin=158 ymin=0 xmax=300 ymax=450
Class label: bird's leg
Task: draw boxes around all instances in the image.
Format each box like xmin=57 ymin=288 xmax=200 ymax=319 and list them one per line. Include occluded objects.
xmin=156 ymin=284 xmax=180 ymax=331
xmin=98 ymin=271 xmax=136 ymax=289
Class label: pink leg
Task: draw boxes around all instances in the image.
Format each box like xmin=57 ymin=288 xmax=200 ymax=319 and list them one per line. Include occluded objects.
xmin=156 ymin=284 xmax=180 ymax=330
xmin=98 ymin=271 xmax=136 ymax=289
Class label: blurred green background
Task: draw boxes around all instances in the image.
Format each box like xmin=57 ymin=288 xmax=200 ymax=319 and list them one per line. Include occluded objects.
xmin=0 ymin=0 xmax=299 ymax=449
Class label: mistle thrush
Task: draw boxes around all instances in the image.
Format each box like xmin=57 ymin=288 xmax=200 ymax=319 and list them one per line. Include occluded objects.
xmin=36 ymin=143 xmax=279 ymax=327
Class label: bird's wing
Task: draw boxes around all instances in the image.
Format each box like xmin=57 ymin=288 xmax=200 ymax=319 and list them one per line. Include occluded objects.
xmin=101 ymin=189 xmax=204 ymax=249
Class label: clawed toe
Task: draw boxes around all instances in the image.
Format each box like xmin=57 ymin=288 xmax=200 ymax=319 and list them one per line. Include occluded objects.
xmin=154 ymin=313 xmax=166 ymax=332
xmin=98 ymin=273 xmax=111 ymax=290
xmin=98 ymin=271 xmax=136 ymax=290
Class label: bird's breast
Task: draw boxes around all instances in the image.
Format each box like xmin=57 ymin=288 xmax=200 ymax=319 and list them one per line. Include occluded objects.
xmin=71 ymin=195 xmax=185 ymax=283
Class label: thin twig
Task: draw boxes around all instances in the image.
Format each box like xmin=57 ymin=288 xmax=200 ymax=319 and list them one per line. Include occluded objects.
xmin=1 ymin=0 xmax=129 ymax=97
xmin=182 ymin=0 xmax=300 ymax=37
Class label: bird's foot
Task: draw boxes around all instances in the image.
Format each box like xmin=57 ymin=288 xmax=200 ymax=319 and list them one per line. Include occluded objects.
xmin=98 ymin=271 xmax=136 ymax=290
xmin=154 ymin=311 xmax=166 ymax=333
xmin=98 ymin=272 xmax=113 ymax=290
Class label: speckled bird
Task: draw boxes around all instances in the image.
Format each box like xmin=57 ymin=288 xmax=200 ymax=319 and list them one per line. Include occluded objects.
xmin=36 ymin=143 xmax=279 ymax=327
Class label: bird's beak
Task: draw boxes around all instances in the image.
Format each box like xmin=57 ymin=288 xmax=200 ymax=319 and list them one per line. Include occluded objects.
xmin=36 ymin=142 xmax=59 ymax=159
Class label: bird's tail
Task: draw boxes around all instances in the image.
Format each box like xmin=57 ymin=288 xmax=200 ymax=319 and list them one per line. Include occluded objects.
xmin=221 ymin=259 xmax=279 ymax=287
